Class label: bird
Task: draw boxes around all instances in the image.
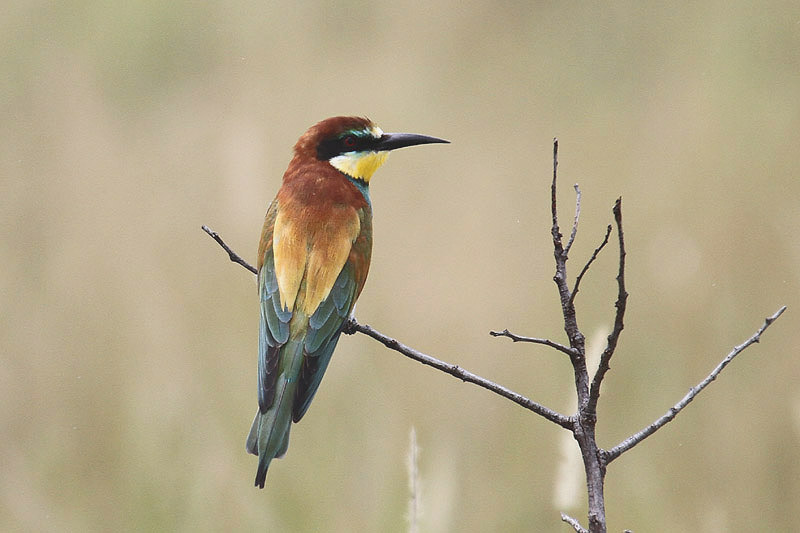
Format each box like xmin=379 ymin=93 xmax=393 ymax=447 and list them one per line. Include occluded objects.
xmin=246 ymin=116 xmax=448 ymax=488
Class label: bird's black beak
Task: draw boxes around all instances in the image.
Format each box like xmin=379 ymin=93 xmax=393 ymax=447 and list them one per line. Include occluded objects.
xmin=375 ymin=132 xmax=449 ymax=151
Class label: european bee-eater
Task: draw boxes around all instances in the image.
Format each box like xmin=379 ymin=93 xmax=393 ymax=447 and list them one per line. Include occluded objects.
xmin=246 ymin=116 xmax=448 ymax=488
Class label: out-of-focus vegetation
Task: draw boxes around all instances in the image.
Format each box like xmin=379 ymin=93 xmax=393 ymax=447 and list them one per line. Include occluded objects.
xmin=2 ymin=1 xmax=799 ymax=531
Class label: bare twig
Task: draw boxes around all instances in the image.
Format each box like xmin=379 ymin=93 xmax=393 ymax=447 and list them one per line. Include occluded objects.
xmin=551 ymin=139 xmax=562 ymax=251
xmin=561 ymin=512 xmax=588 ymax=533
xmin=488 ymin=329 xmax=578 ymax=357
xmin=588 ymin=198 xmax=627 ymax=414
xmin=201 ymin=225 xmax=257 ymax=275
xmin=564 ymin=184 xmax=582 ymax=256
xmin=568 ymin=224 xmax=612 ymax=307
xmin=603 ymin=305 xmax=787 ymax=463
xmin=201 ymin=224 xmax=573 ymax=430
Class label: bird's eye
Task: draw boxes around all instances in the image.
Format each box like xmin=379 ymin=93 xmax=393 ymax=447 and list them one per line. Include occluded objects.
xmin=342 ymin=135 xmax=357 ymax=149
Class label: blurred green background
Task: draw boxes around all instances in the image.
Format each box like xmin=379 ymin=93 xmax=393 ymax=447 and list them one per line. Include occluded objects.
xmin=2 ymin=1 xmax=799 ymax=531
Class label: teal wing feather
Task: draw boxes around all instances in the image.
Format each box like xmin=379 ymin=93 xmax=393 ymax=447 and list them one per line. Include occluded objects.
xmin=258 ymin=251 xmax=292 ymax=413
xmin=292 ymin=262 xmax=358 ymax=422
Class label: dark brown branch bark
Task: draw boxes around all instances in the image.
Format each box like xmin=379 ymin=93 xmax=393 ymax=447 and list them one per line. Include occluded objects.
xmin=602 ymin=305 xmax=786 ymax=463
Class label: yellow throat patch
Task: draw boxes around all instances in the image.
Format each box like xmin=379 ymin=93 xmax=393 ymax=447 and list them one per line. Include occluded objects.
xmin=329 ymin=150 xmax=389 ymax=182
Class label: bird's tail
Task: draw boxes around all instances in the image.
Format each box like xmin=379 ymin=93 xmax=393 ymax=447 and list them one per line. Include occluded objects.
xmin=245 ymin=339 xmax=302 ymax=488
xmin=246 ymin=409 xmax=292 ymax=488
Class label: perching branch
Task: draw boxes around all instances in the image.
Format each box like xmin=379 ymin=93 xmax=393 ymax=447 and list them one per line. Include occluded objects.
xmin=603 ymin=304 xmax=787 ymax=463
xmin=200 ymin=225 xmax=572 ymax=430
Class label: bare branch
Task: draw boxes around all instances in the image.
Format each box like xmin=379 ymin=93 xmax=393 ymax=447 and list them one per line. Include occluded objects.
xmin=588 ymin=198 xmax=627 ymax=413
xmin=564 ymin=184 xmax=582 ymax=256
xmin=561 ymin=512 xmax=588 ymax=533
xmin=346 ymin=319 xmax=574 ymax=429
xmin=489 ymin=329 xmax=578 ymax=357
xmin=568 ymin=224 xmax=612 ymax=307
xmin=201 ymin=225 xmax=258 ymax=275
xmin=603 ymin=305 xmax=787 ymax=463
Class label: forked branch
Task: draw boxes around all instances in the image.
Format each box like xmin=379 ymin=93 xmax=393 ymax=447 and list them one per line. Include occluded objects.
xmin=486 ymin=139 xmax=784 ymax=533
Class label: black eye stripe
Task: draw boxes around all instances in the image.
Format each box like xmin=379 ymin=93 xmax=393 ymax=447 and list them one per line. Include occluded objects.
xmin=316 ymin=132 xmax=377 ymax=160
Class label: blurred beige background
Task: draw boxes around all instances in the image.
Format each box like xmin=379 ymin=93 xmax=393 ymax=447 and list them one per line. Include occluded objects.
xmin=2 ymin=1 xmax=799 ymax=531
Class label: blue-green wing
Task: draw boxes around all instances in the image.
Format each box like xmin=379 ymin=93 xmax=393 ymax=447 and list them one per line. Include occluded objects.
xmin=258 ymin=251 xmax=292 ymax=413
xmin=292 ymin=262 xmax=357 ymax=422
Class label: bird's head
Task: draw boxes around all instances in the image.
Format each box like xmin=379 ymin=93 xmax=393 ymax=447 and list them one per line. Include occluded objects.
xmin=293 ymin=116 xmax=449 ymax=183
